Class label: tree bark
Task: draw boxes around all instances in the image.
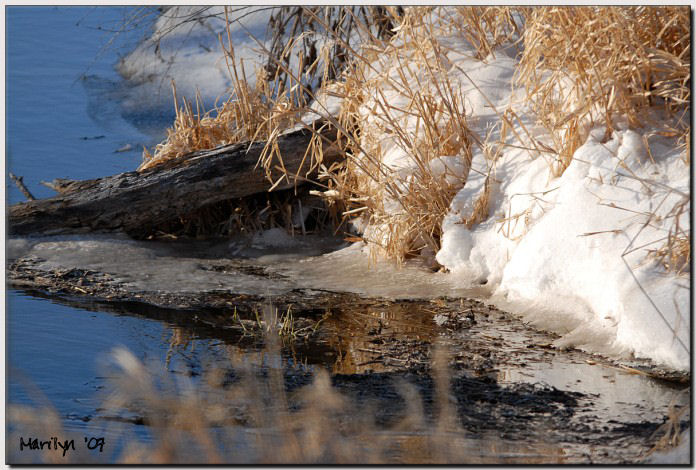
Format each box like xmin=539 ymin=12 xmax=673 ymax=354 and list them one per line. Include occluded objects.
xmin=8 ymin=125 xmax=341 ymax=237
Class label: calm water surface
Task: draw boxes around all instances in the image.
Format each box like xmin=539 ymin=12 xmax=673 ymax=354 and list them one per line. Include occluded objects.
xmin=6 ymin=6 xmax=173 ymax=453
xmin=6 ymin=6 xmax=163 ymax=203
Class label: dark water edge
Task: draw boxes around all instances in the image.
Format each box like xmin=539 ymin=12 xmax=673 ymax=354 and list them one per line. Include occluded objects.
xmin=6 ymin=242 xmax=691 ymax=463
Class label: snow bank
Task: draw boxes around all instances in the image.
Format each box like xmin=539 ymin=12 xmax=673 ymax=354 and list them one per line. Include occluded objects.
xmin=430 ymin=60 xmax=690 ymax=369
xmin=437 ymin=119 xmax=689 ymax=370
xmin=339 ymin=8 xmax=690 ymax=370
xmin=116 ymin=6 xmax=273 ymax=116
xmin=121 ymin=7 xmax=690 ymax=370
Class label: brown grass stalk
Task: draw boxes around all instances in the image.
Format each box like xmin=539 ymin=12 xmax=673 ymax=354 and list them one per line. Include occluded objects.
xmin=517 ymin=6 xmax=690 ymax=175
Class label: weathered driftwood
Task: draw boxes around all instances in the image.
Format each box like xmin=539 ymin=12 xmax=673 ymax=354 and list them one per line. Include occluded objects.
xmin=9 ymin=172 xmax=35 ymax=201
xmin=9 ymin=126 xmax=341 ymax=237
xmin=40 ymin=177 xmax=96 ymax=195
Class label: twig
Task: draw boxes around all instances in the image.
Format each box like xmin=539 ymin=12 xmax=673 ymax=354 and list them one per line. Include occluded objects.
xmin=620 ymin=195 xmax=689 ymax=355
xmin=9 ymin=173 xmax=35 ymax=201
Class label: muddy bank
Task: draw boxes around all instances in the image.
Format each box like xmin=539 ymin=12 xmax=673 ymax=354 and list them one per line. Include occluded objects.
xmin=5 ymin=235 xmax=688 ymax=379
xmin=10 ymin=283 xmax=689 ymax=463
xmin=6 ymin=234 xmax=690 ymax=463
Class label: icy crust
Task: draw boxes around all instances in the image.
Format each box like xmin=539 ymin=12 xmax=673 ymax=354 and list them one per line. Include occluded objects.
xmin=8 ymin=235 xmax=293 ymax=296
xmin=437 ymin=127 xmax=690 ymax=370
xmin=646 ymin=429 xmax=691 ymax=464
xmin=7 ymin=234 xmax=482 ymax=302
xmin=268 ymin=243 xmax=487 ymax=300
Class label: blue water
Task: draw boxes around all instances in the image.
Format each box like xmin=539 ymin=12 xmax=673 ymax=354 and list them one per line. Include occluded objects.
xmin=6 ymin=6 xmax=166 ymax=204
xmin=7 ymin=291 xmax=167 ymax=428
xmin=6 ymin=7 xmax=193 ymax=460
xmin=6 ymin=290 xmax=237 ymax=462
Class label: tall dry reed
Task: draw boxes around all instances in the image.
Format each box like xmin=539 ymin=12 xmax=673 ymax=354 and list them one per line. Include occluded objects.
xmin=517 ymin=6 xmax=690 ymax=175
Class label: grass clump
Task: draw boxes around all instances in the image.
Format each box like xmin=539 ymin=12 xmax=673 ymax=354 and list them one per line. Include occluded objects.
xmin=139 ymin=7 xmax=402 ymax=173
xmin=646 ymin=193 xmax=690 ymax=276
xmin=517 ymin=6 xmax=690 ymax=176
xmin=316 ymin=8 xmax=480 ymax=263
xmin=448 ymin=6 xmax=523 ymax=60
xmin=138 ymin=20 xmax=303 ymax=171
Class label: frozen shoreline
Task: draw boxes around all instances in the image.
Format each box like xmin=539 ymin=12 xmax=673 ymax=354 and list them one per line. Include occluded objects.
xmin=8 ymin=244 xmax=688 ymax=463
xmin=115 ymin=7 xmax=690 ymax=371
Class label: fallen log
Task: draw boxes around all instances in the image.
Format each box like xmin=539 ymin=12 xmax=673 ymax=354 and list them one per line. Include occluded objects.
xmin=9 ymin=125 xmax=341 ymax=237
xmin=40 ymin=177 xmax=96 ymax=195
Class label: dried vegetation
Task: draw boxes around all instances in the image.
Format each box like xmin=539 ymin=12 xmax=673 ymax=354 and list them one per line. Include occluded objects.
xmin=7 ymin=338 xmax=552 ymax=464
xmin=138 ymin=6 xmax=690 ymax=269
xmin=324 ymin=7 xmax=477 ymax=262
xmin=517 ymin=6 xmax=690 ymax=175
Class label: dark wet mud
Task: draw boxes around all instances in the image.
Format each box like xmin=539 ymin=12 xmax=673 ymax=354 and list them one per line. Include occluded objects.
xmin=6 ymin=237 xmax=691 ymax=464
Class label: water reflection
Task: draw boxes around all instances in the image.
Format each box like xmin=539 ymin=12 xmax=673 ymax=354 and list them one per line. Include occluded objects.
xmin=8 ymin=290 xmax=687 ymax=464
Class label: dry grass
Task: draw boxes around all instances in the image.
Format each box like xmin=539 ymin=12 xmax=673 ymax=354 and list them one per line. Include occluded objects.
xmin=136 ymin=6 xmax=690 ymax=267
xmin=136 ymin=7 xmax=402 ymax=239
xmin=313 ymin=8 xmax=479 ymax=263
xmin=138 ymin=12 xmax=303 ymax=171
xmin=136 ymin=8 xmax=347 ymax=238
xmin=643 ymin=390 xmax=690 ymax=460
xmin=10 ymin=323 xmax=684 ymax=464
xmin=647 ymin=193 xmax=690 ymax=276
xmin=517 ymin=6 xmax=690 ymax=176
xmin=139 ymin=6 xmax=402 ymax=173
xmin=448 ymin=7 xmax=523 ymax=60
xmin=314 ymin=6 xmax=690 ymax=269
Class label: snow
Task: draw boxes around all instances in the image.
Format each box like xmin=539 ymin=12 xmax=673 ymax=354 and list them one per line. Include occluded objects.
xmin=116 ymin=8 xmax=690 ymax=371
xmin=342 ymin=9 xmax=690 ymax=370
xmin=116 ymin=6 xmax=273 ymax=116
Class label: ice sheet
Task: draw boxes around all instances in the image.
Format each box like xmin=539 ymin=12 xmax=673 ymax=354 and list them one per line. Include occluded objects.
xmin=8 ymin=233 xmax=484 ymax=302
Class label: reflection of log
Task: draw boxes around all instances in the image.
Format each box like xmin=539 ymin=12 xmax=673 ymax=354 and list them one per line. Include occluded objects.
xmin=9 ymin=126 xmax=341 ymax=237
